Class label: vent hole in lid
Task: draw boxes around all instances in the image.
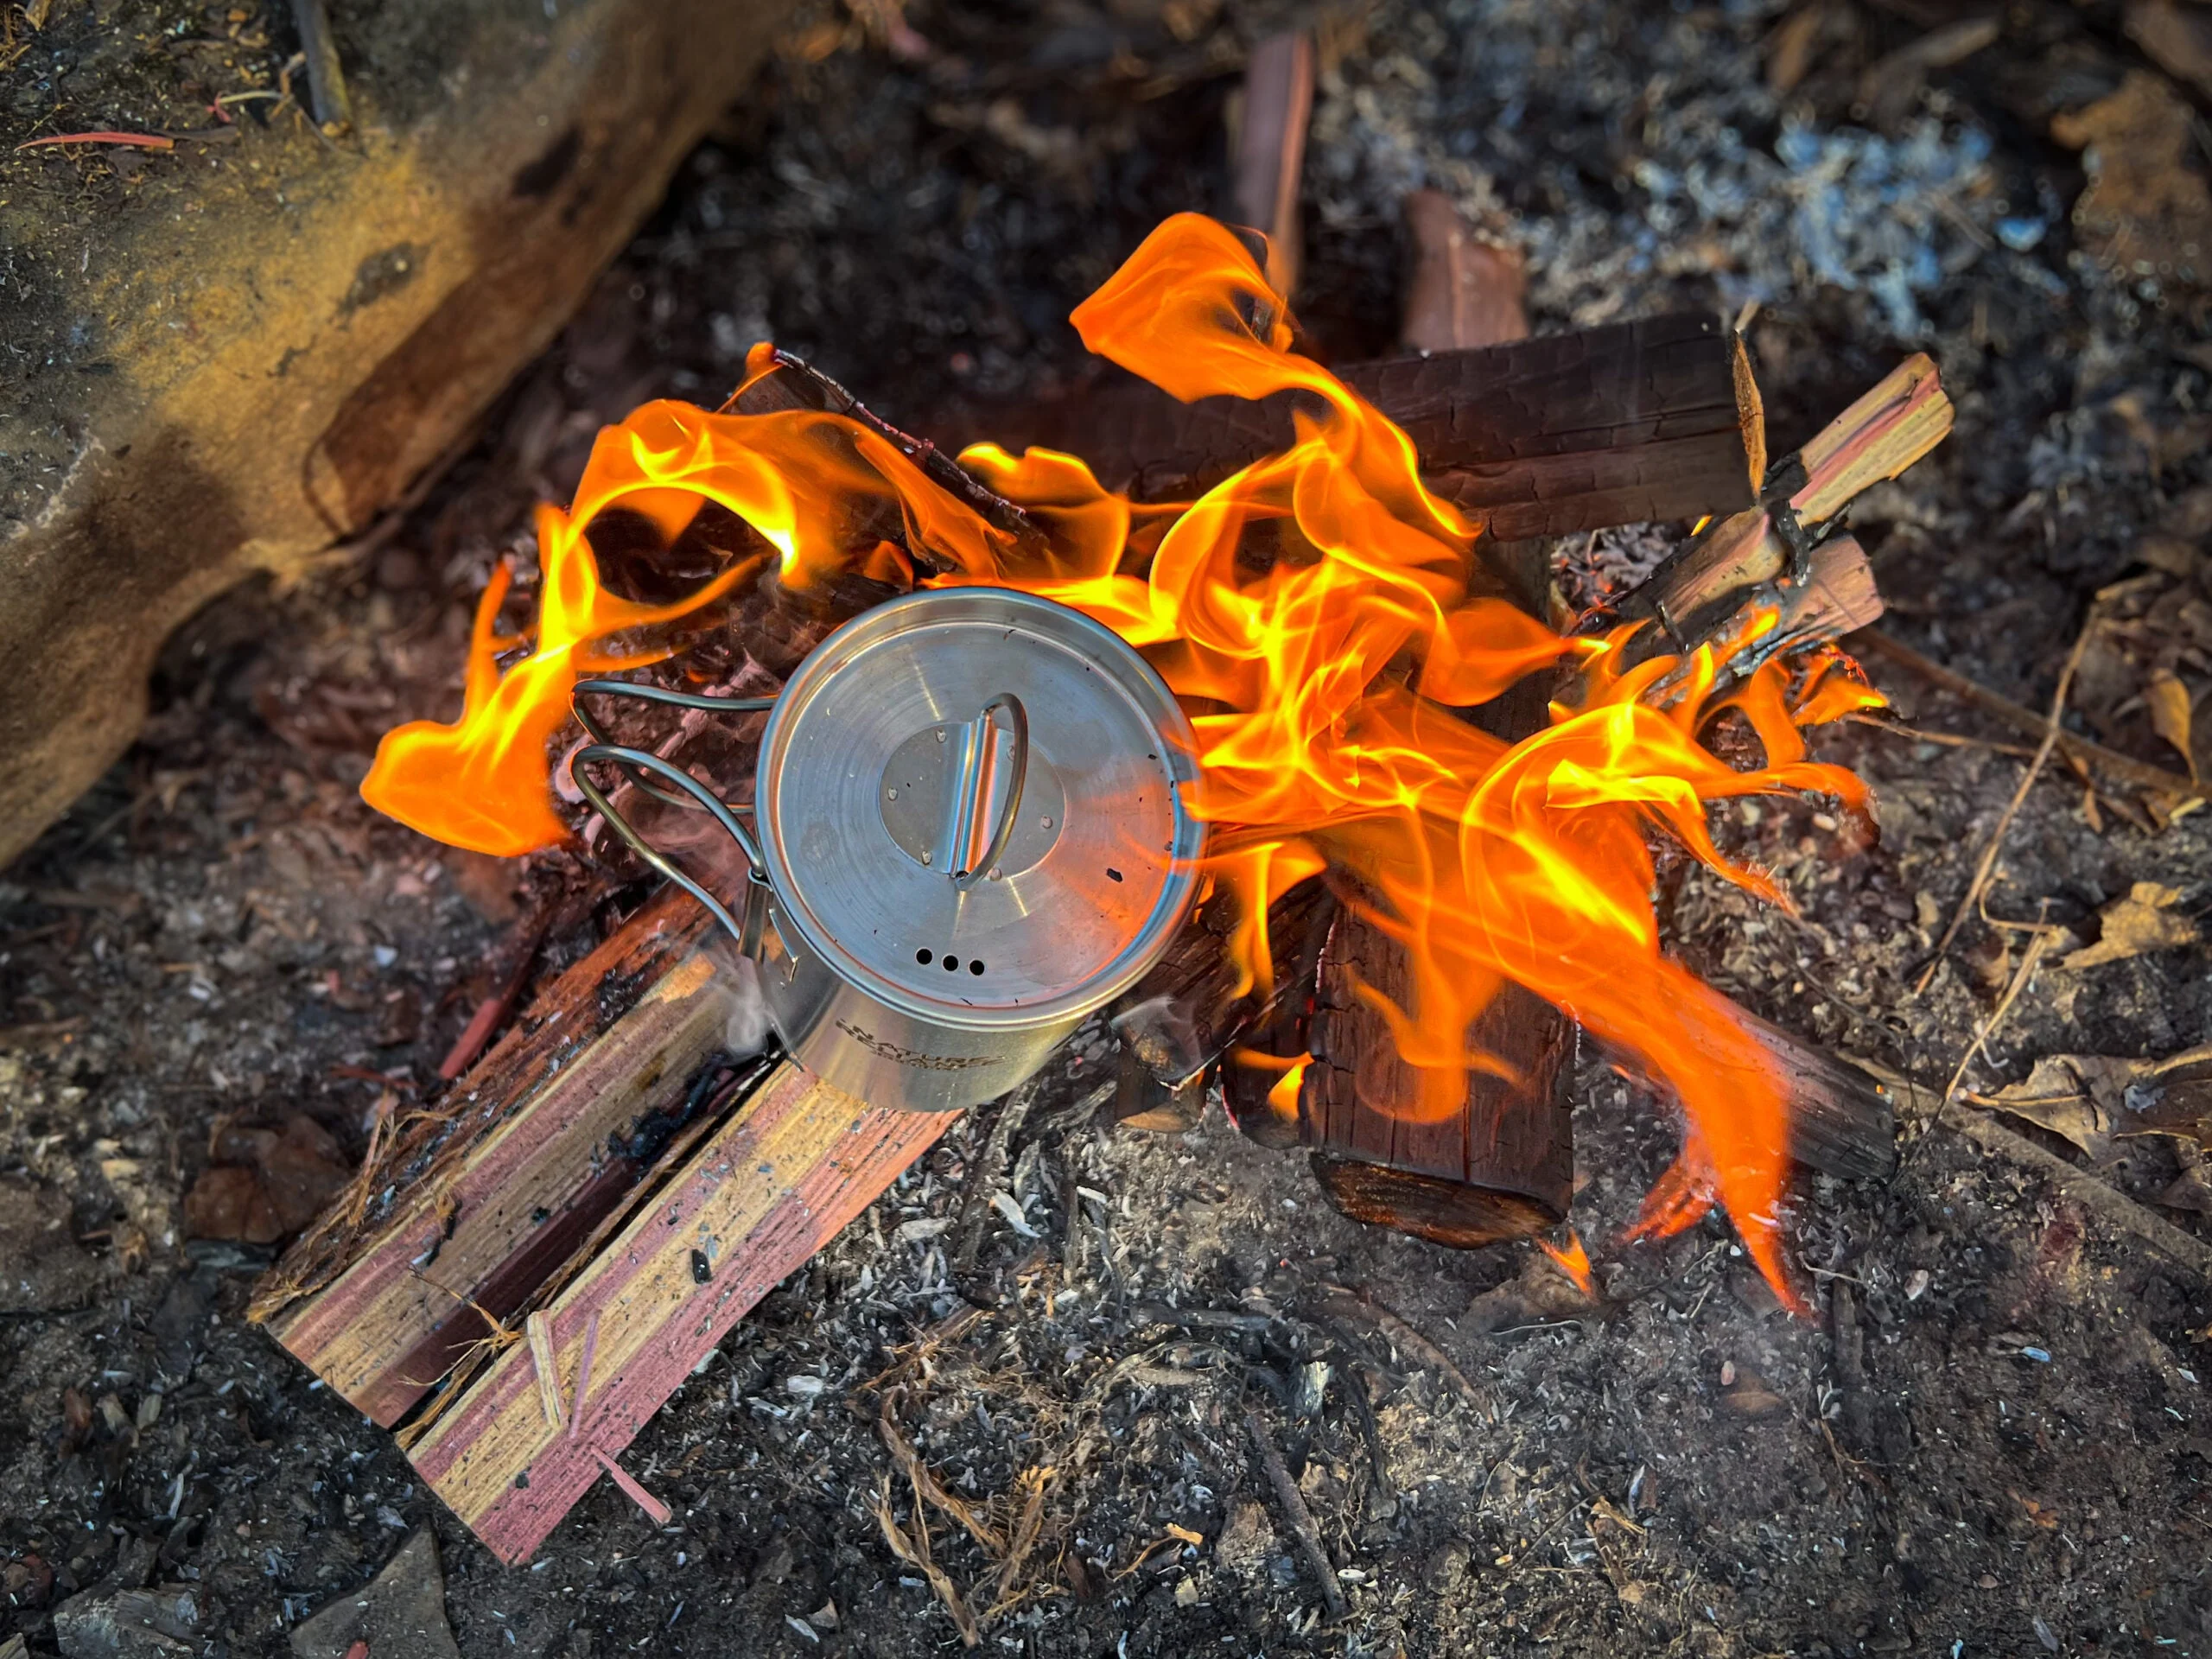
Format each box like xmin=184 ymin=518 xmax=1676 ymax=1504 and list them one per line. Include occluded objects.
xmin=915 ymin=949 xmax=933 ymax=965
xmin=943 ymin=955 xmax=961 ymax=972
xmin=969 ymin=960 xmax=985 ymax=976
xmin=1107 ymin=868 xmax=1123 ymax=882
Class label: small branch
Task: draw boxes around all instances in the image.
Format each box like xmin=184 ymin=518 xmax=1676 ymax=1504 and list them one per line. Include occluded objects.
xmin=1945 ymin=1107 xmax=2212 ymax=1281
xmin=1915 ymin=616 xmax=2096 ymax=995
xmin=1244 ymin=1408 xmax=1348 ymax=1620
xmin=1940 ymin=901 xmax=2056 ymax=1103
xmin=15 ymin=130 xmax=175 ymax=151
xmin=1316 ymin=1286 xmax=1481 ymax=1408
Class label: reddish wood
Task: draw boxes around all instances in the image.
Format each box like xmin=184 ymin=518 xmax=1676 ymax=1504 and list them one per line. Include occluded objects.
xmin=1232 ymin=32 xmax=1315 ymax=296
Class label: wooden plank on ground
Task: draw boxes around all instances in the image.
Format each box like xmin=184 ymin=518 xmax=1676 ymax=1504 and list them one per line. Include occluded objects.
xmin=259 ymin=889 xmax=729 ymax=1427
xmin=406 ymin=1060 xmax=956 ymax=1564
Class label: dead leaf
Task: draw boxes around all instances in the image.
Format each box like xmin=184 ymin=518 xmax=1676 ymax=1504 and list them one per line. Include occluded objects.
xmin=2060 ymin=881 xmax=2200 ymax=970
xmin=2145 ymin=668 xmax=2198 ymax=780
xmin=2051 ymin=73 xmax=2212 ymax=289
xmin=1980 ymin=1055 xmax=2113 ymax=1159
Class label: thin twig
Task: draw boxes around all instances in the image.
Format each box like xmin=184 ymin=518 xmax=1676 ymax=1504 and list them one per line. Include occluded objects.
xmin=1915 ymin=617 xmax=2096 ymax=995
xmin=1316 ymin=1285 xmax=1480 ymax=1408
xmin=1860 ymin=629 xmax=2198 ymax=800
xmin=877 ymin=1391 xmax=1006 ymax=1556
xmin=872 ymin=1473 xmax=982 ymax=1647
xmin=1940 ymin=901 xmax=2055 ymax=1106
xmin=1244 ymin=1408 xmax=1347 ymax=1620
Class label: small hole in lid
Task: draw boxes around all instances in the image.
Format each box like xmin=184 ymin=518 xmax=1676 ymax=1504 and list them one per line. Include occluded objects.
xmin=969 ymin=960 xmax=985 ymax=976
xmin=943 ymin=955 xmax=961 ymax=972
xmin=915 ymin=949 xmax=933 ymax=965
xmin=1106 ymin=868 xmax=1123 ymax=882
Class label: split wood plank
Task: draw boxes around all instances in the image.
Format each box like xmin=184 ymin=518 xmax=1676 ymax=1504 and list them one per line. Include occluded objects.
xmin=1617 ymin=353 xmax=1950 ymax=653
xmin=405 ymin=1060 xmax=957 ymax=1564
xmin=976 ymin=314 xmax=1763 ymax=542
xmin=259 ymin=888 xmax=732 ymax=1427
xmin=1230 ymin=31 xmax=1315 ymax=297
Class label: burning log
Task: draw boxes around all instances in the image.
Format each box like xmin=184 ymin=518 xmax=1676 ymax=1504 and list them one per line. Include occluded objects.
xmin=1230 ymin=32 xmax=1316 ymax=297
xmin=984 ymin=312 xmax=1765 ymax=543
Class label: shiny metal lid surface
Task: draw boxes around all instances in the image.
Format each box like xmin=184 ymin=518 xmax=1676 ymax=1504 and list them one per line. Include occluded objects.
xmin=755 ymin=588 xmax=1204 ymax=1028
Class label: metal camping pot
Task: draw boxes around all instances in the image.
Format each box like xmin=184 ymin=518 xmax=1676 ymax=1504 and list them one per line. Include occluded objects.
xmin=572 ymin=588 xmax=1205 ymax=1112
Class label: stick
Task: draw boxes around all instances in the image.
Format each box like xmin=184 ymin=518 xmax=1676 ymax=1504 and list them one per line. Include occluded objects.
xmin=1940 ymin=903 xmax=2056 ymax=1104
xmin=588 ymin=1446 xmax=671 ymax=1527
xmin=1915 ymin=615 xmax=2096 ymax=994
xmin=525 ymin=1311 xmax=564 ymax=1431
xmin=1944 ymin=1107 xmax=2212 ymax=1281
xmin=1231 ymin=32 xmax=1314 ymax=296
xmin=1244 ymin=1408 xmax=1347 ymax=1620
xmin=1614 ymin=354 xmax=1950 ymax=652
xmin=567 ymin=1312 xmax=598 ymax=1440
xmin=979 ymin=315 xmax=1762 ymax=540
xmin=1856 ymin=630 xmax=2201 ymax=800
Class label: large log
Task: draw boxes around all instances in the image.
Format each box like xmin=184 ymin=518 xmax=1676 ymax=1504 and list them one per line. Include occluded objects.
xmin=0 ymin=0 xmax=792 ymax=868
xmin=977 ymin=314 xmax=1764 ymax=542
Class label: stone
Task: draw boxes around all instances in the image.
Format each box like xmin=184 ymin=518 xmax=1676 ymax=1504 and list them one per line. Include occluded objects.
xmin=0 ymin=0 xmax=791 ymax=868
xmin=289 ymin=1530 xmax=460 ymax=1659
xmin=51 ymin=1586 xmax=197 ymax=1658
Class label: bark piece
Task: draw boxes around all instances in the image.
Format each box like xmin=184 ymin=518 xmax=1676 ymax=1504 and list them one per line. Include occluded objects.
xmin=0 ymin=0 xmax=794 ymax=868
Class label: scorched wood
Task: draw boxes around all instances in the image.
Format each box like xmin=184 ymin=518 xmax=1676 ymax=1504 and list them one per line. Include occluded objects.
xmin=981 ymin=314 xmax=1764 ymax=542
xmin=256 ymin=889 xmax=740 ymax=1427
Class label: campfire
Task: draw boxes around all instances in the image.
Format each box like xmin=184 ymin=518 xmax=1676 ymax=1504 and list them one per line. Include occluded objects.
xmin=236 ymin=206 xmax=1954 ymax=1562
xmin=362 ymin=212 xmax=1904 ymax=1300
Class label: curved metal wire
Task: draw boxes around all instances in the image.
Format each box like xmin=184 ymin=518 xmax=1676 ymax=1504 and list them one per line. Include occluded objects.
xmin=571 ymin=678 xmax=775 ymax=812
xmin=572 ymin=743 xmax=768 ymax=956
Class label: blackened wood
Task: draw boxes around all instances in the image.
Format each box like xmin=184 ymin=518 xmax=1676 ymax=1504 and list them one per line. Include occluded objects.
xmin=1726 ymin=1002 xmax=1898 ymax=1181
xmin=1109 ymin=875 xmax=1336 ymax=1087
xmin=1300 ymin=906 xmax=1575 ymax=1247
xmin=978 ymin=315 xmax=1762 ymax=541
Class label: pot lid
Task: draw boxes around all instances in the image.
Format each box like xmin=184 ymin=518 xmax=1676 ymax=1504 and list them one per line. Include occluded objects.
xmin=755 ymin=588 xmax=1205 ymax=1029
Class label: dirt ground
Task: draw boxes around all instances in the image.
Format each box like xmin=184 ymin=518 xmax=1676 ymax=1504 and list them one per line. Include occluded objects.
xmin=5 ymin=0 xmax=2212 ymax=1654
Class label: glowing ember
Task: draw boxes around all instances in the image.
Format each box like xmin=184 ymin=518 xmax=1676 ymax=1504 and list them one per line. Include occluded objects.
xmin=362 ymin=213 xmax=1882 ymax=1304
xmin=1535 ymin=1230 xmax=1597 ymax=1298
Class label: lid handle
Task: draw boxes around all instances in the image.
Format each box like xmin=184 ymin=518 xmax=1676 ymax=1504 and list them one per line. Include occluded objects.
xmin=946 ymin=693 xmax=1030 ymax=891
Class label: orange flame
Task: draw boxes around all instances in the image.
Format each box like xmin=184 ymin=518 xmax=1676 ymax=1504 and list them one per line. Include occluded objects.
xmin=1535 ymin=1230 xmax=1597 ymax=1298
xmin=361 ymin=213 xmax=1881 ymax=1306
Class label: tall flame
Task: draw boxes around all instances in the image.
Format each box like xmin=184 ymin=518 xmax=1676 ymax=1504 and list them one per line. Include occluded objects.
xmin=363 ymin=214 xmax=1881 ymax=1303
